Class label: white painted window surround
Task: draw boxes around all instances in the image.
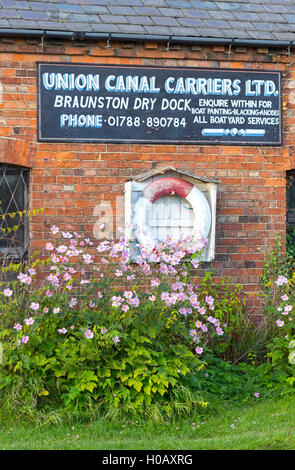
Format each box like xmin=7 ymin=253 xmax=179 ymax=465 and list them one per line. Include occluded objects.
xmin=125 ymin=171 xmax=217 ymax=262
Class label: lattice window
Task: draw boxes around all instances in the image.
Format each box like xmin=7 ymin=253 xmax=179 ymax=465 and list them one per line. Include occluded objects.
xmin=0 ymin=165 xmax=30 ymax=261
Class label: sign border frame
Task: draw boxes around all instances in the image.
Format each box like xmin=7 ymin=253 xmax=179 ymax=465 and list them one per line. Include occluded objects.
xmin=37 ymin=61 xmax=283 ymax=146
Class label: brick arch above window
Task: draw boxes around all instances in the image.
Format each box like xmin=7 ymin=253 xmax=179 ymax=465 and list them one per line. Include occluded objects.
xmin=0 ymin=138 xmax=36 ymax=168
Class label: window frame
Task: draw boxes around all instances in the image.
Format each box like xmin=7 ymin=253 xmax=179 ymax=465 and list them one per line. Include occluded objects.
xmin=0 ymin=164 xmax=30 ymax=262
xmin=124 ymin=173 xmax=217 ymax=262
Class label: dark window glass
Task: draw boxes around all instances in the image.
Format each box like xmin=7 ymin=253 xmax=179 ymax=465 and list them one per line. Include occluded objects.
xmin=0 ymin=165 xmax=29 ymax=260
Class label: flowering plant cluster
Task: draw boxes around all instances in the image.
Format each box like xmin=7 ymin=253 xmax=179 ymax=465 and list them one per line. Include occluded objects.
xmin=265 ymin=273 xmax=295 ymax=374
xmin=0 ymin=226 xmax=229 ymax=412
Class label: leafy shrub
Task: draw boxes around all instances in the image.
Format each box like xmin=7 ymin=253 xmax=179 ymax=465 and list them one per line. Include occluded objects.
xmin=0 ymin=228 xmax=229 ymax=418
xmin=262 ymin=272 xmax=295 ymax=382
xmin=197 ymin=269 xmax=260 ymax=363
xmin=3 ymin=227 xmax=293 ymax=423
xmin=286 ymin=225 xmax=295 ymax=274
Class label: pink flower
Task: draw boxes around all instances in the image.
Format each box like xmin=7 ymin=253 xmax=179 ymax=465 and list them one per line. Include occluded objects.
xmin=46 ymin=242 xmax=54 ymax=251
xmin=82 ymin=254 xmax=93 ymax=264
xmin=276 ymin=319 xmax=284 ymax=327
xmin=51 ymin=254 xmax=60 ymax=264
xmin=63 ymin=272 xmax=72 ymax=281
xmin=189 ymin=294 xmax=198 ymax=305
xmin=160 ymin=263 xmax=169 ymax=275
xmin=191 ymin=258 xmax=199 ymax=269
xmin=216 ymin=327 xmax=224 ymax=336
xmin=112 ymin=336 xmax=120 ymax=343
xmin=254 ymin=392 xmax=260 ymax=398
xmin=124 ymin=291 xmax=133 ymax=299
xmin=57 ymin=245 xmax=67 ymax=254
xmin=17 ymin=273 xmax=32 ymax=284
xmin=171 ymin=281 xmax=182 ymax=291
xmin=121 ymin=304 xmax=129 ymax=312
xmin=85 ymin=329 xmax=94 ymax=339
xmin=162 ymin=253 xmax=171 ymax=263
xmin=3 ymin=288 xmax=13 ymax=297
xmin=69 ymin=297 xmax=77 ymax=307
xmin=195 ymin=347 xmax=203 ymax=355
xmin=161 ymin=292 xmax=169 ymax=301
xmin=53 ymin=307 xmax=60 ymax=314
xmin=22 ymin=336 xmax=29 ymax=344
xmin=179 ymin=308 xmax=187 ymax=316
xmin=128 ymin=297 xmax=140 ymax=307
xmin=50 ymin=225 xmax=59 ymax=234
xmin=30 ymin=302 xmax=39 ymax=311
xmin=14 ymin=323 xmax=22 ymax=331
xmin=62 ymin=231 xmax=72 ymax=239
xmin=24 ymin=317 xmax=34 ymax=326
xmin=101 ymin=327 xmax=108 ymax=334
xmin=275 ymin=275 xmax=288 ymax=286
xmin=58 ymin=328 xmax=67 ymax=334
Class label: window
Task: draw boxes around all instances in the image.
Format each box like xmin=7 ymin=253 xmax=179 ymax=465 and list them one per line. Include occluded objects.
xmin=0 ymin=164 xmax=30 ymax=261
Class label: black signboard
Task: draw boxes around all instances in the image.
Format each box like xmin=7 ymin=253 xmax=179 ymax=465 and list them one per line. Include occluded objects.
xmin=37 ymin=62 xmax=282 ymax=145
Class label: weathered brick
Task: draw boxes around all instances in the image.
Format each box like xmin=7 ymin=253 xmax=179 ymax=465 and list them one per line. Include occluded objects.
xmin=0 ymin=34 xmax=291 ymax=321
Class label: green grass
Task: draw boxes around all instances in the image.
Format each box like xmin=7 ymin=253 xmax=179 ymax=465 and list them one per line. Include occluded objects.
xmin=1 ymin=395 xmax=295 ymax=450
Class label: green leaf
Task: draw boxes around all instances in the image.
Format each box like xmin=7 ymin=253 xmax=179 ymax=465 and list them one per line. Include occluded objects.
xmin=133 ymin=380 xmax=142 ymax=392
xmin=81 ymin=382 xmax=97 ymax=392
xmin=143 ymin=384 xmax=152 ymax=395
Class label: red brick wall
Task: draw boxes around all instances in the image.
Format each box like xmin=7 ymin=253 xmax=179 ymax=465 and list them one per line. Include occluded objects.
xmin=1 ymin=36 xmax=295 ymax=318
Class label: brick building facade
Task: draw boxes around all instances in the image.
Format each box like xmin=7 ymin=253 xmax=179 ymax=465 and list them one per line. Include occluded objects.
xmin=1 ymin=1 xmax=295 ymax=319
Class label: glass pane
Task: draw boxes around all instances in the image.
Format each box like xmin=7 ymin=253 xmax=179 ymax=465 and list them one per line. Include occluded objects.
xmin=0 ymin=165 xmax=29 ymax=256
xmin=287 ymin=175 xmax=295 ymax=210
